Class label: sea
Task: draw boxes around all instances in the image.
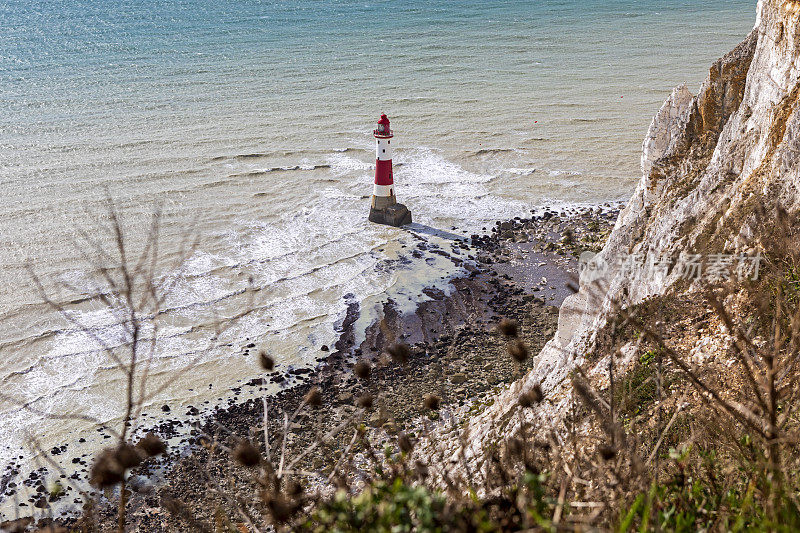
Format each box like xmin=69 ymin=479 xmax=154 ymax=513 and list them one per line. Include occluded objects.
xmin=0 ymin=0 xmax=755 ymax=512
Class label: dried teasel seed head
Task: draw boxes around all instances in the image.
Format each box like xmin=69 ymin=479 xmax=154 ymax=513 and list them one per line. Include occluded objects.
xmin=414 ymin=460 xmax=429 ymax=479
xmin=518 ymin=384 xmax=543 ymax=408
xmin=507 ymin=437 xmax=525 ymax=458
xmin=286 ymin=480 xmax=304 ymax=497
xmin=497 ymin=318 xmax=519 ymax=337
xmin=233 ymin=440 xmax=261 ymax=467
xmin=89 ymin=448 xmax=125 ymax=488
xmin=304 ymin=386 xmax=323 ymax=408
xmin=137 ymin=433 xmax=166 ymax=457
xmin=353 ymin=360 xmax=371 ymax=379
xmin=530 ymin=383 xmax=543 ymax=403
xmin=259 ymin=351 xmax=275 ymax=372
xmin=398 ymin=433 xmax=415 ymax=454
xmin=507 ymin=339 xmax=529 ymax=363
xmin=598 ymin=444 xmax=617 ymax=461
xmin=423 ymin=394 xmax=441 ymax=411
xmin=264 ymin=493 xmax=297 ymax=524
xmin=114 ymin=443 xmax=143 ymax=469
xmin=518 ymin=392 xmax=533 ymax=408
xmin=357 ymin=393 xmax=374 ymax=409
xmin=386 ymin=342 xmax=410 ymax=365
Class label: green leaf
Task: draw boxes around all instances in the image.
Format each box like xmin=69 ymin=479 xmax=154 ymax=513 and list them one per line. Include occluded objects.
xmin=619 ymin=494 xmax=644 ymax=533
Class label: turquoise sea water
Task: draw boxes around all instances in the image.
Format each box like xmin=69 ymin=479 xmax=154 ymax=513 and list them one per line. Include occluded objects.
xmin=0 ymin=0 xmax=755 ymax=511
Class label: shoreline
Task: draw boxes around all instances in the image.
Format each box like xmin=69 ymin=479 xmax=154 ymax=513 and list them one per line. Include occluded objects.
xmin=3 ymin=203 xmax=620 ymax=529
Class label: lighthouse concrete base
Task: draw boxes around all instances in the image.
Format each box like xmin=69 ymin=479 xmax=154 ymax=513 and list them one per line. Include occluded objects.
xmin=369 ymin=203 xmax=412 ymax=227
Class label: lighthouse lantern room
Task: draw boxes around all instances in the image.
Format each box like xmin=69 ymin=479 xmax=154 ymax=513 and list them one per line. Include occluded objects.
xmin=368 ymin=114 xmax=412 ymax=227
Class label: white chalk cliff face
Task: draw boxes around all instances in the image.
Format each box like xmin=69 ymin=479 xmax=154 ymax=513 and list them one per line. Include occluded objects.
xmin=640 ymin=84 xmax=694 ymax=180
xmin=458 ymin=0 xmax=800 ymax=456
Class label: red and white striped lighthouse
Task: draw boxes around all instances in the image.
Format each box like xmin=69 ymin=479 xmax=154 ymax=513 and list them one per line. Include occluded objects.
xmin=372 ymin=114 xmax=395 ymax=206
xmin=368 ymin=114 xmax=412 ymax=226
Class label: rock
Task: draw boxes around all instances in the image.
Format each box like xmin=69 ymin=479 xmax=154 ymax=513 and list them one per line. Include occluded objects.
xmin=451 ymin=373 xmax=467 ymax=385
xmin=641 ymin=84 xmax=694 ymax=177
xmin=337 ymin=392 xmax=353 ymax=403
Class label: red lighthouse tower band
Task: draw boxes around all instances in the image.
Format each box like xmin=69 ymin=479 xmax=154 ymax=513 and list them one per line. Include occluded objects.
xmin=368 ymin=114 xmax=412 ymax=227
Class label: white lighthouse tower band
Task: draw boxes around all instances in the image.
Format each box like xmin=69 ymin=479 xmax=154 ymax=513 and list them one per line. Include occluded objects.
xmin=368 ymin=114 xmax=412 ymax=226
xmin=372 ymin=134 xmax=394 ymax=206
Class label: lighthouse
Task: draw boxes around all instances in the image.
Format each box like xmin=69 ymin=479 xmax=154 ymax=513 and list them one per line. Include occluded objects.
xmin=368 ymin=114 xmax=412 ymax=227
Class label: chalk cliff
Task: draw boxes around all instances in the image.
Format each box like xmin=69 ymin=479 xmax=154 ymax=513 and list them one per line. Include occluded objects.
xmin=458 ymin=0 xmax=800 ymax=459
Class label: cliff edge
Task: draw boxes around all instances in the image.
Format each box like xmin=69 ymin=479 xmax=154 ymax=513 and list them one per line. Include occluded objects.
xmin=456 ymin=0 xmax=800 ymax=462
